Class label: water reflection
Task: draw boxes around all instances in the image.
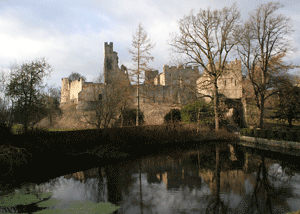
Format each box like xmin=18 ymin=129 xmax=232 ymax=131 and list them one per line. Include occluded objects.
xmin=61 ymin=143 xmax=300 ymax=213
xmin=2 ymin=142 xmax=300 ymax=213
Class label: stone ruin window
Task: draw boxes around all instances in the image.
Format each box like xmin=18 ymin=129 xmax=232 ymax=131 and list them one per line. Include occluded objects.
xmin=98 ymin=94 xmax=102 ymax=101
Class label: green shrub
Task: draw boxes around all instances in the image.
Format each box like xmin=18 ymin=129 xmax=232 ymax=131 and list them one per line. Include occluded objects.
xmin=181 ymin=100 xmax=214 ymax=125
xmin=164 ymin=109 xmax=182 ymax=124
xmin=240 ymin=128 xmax=248 ymax=136
xmin=240 ymin=128 xmax=245 ymax=136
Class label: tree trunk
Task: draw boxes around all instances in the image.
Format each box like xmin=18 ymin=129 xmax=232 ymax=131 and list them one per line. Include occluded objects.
xmin=214 ymin=84 xmax=219 ymax=131
xmin=136 ymin=73 xmax=140 ymax=126
xmin=258 ymin=95 xmax=264 ymax=129
xmin=24 ymin=104 xmax=29 ymax=133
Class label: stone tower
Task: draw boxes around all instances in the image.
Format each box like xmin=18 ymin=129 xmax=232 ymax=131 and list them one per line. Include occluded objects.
xmin=104 ymin=42 xmax=119 ymax=85
xmin=61 ymin=78 xmax=70 ymax=103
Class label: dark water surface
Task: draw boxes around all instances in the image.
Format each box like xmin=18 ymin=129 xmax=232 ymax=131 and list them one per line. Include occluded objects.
xmin=1 ymin=142 xmax=300 ymax=213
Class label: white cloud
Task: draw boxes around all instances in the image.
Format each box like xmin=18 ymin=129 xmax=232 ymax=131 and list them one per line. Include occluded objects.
xmin=1 ymin=0 xmax=300 ymax=88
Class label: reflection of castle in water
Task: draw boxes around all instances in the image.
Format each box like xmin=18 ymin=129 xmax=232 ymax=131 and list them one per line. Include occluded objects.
xmin=137 ymin=145 xmax=255 ymax=194
xmin=64 ymin=145 xmax=253 ymax=194
xmin=64 ymin=168 xmax=100 ymax=183
xmin=62 ymin=146 xmax=300 ymax=213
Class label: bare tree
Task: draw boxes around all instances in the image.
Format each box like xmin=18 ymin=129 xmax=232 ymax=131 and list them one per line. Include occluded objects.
xmin=0 ymin=68 xmax=14 ymax=128
xmin=79 ymin=72 xmax=133 ymax=129
xmin=235 ymin=2 xmax=295 ymax=129
xmin=68 ymin=72 xmax=86 ymax=82
xmin=129 ymin=23 xmax=155 ymax=126
xmin=169 ymin=4 xmax=240 ymax=130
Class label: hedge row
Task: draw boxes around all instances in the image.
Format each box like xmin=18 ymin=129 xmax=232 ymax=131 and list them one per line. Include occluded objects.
xmin=240 ymin=128 xmax=300 ymax=142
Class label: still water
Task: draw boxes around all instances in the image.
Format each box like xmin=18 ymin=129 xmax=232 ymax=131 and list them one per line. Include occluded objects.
xmin=1 ymin=142 xmax=300 ymax=213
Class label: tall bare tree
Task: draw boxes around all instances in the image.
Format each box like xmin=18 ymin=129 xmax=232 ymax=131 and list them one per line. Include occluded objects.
xmin=129 ymin=23 xmax=155 ymax=126
xmin=169 ymin=4 xmax=240 ymax=130
xmin=235 ymin=1 xmax=295 ymax=129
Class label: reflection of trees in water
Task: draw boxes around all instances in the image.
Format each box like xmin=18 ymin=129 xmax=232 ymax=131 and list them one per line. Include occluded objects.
xmin=97 ymin=167 xmax=106 ymax=203
xmin=102 ymin=161 xmax=136 ymax=214
xmin=245 ymin=157 xmax=291 ymax=214
xmin=104 ymin=163 xmax=123 ymax=205
xmin=205 ymin=145 xmax=229 ymax=214
xmin=139 ymin=159 xmax=144 ymax=214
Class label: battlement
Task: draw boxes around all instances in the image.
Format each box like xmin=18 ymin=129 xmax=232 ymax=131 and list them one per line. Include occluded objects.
xmin=206 ymin=59 xmax=241 ymax=72
xmin=104 ymin=42 xmax=114 ymax=55
xmin=61 ymin=78 xmax=70 ymax=90
xmin=163 ymin=64 xmax=198 ymax=71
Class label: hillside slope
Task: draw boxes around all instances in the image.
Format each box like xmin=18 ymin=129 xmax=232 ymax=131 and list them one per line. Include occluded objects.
xmin=35 ymin=102 xmax=181 ymax=129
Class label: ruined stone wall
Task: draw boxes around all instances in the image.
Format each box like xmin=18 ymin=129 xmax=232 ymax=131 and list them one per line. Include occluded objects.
xmin=149 ymin=64 xmax=199 ymax=104
xmin=218 ymin=60 xmax=243 ymax=99
xmin=61 ymin=77 xmax=85 ymax=104
xmin=159 ymin=73 xmax=165 ymax=85
xmin=78 ymin=83 xmax=104 ymax=102
xmin=155 ymin=65 xmax=200 ymax=87
xmin=69 ymin=78 xmax=84 ymax=104
xmin=145 ymin=70 xmax=158 ymax=84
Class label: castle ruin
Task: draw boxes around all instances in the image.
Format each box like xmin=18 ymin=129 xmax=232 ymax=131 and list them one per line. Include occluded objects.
xmin=61 ymin=42 xmax=244 ymax=125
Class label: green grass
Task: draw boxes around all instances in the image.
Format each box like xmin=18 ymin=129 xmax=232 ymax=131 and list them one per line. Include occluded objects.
xmin=10 ymin=124 xmax=96 ymax=134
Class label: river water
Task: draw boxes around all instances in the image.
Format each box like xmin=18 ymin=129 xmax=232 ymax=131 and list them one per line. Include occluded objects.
xmin=1 ymin=142 xmax=300 ymax=213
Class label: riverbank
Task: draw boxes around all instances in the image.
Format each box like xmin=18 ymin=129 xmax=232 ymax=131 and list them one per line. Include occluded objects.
xmin=237 ymin=133 xmax=300 ymax=150
xmin=1 ymin=125 xmax=237 ymax=190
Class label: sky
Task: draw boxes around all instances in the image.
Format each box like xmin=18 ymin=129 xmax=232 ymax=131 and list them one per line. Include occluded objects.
xmin=1 ymin=0 xmax=300 ymax=90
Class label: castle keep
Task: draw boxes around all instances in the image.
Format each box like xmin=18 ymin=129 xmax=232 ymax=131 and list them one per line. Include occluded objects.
xmin=61 ymin=42 xmax=243 ymax=114
xmin=197 ymin=59 xmax=243 ymax=102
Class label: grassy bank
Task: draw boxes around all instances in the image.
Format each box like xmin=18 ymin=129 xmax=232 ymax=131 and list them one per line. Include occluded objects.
xmin=1 ymin=123 xmax=237 ymax=190
xmin=2 ymin=123 xmax=237 ymax=167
